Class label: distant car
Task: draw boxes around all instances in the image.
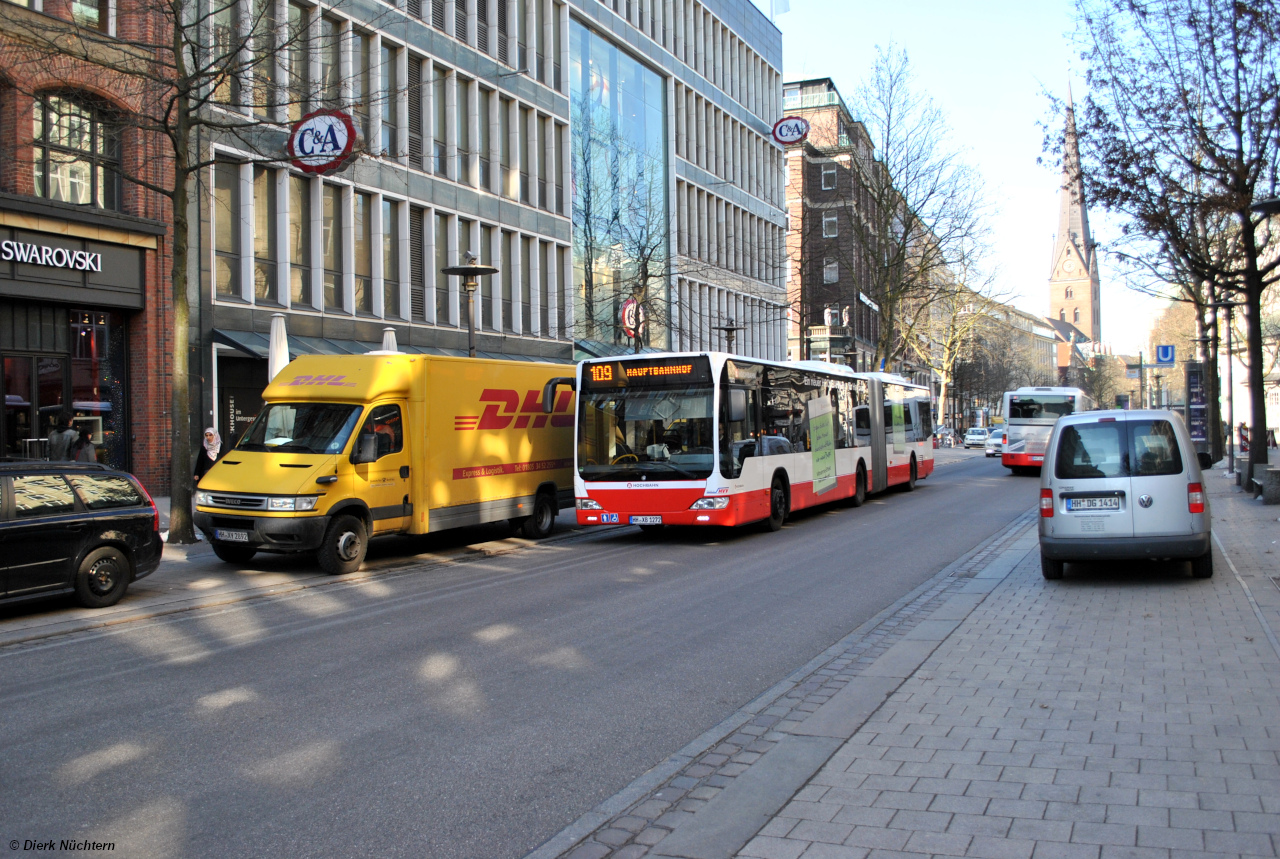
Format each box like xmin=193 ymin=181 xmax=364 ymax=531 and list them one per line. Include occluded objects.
xmin=1038 ymin=409 xmax=1213 ymax=580
xmin=985 ymin=429 xmax=1006 ymax=457
xmin=964 ymin=428 xmax=989 ymax=448
xmin=0 ymin=462 xmax=162 ymax=608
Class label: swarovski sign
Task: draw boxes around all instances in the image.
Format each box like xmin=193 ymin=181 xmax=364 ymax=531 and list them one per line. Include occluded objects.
xmin=1 ymin=240 xmax=102 ymax=272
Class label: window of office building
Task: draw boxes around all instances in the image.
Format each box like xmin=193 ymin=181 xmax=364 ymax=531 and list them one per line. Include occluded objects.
xmin=352 ymin=32 xmax=372 ymax=142
xmin=249 ymin=0 xmax=276 ymax=118
xmin=213 ymin=161 xmax=240 ymax=297
xmin=821 ymin=163 xmax=836 ymax=190
xmin=33 ymin=95 xmax=120 ymax=211
xmin=71 ymin=0 xmax=109 ymax=31
xmin=478 ymin=87 xmax=492 ymax=189
xmin=822 ymin=211 xmax=837 ymax=238
xmin=285 ymin=3 xmax=310 ymax=121
xmin=433 ymin=68 xmax=448 ymax=176
xmin=253 ymin=166 xmax=277 ymax=302
xmin=354 ymin=192 xmax=373 ymax=313
xmin=823 ymin=257 xmax=838 ymax=284
xmin=569 ymin=21 xmax=667 ymax=346
xmin=434 ymin=212 xmax=449 ymax=322
xmin=289 ymin=175 xmax=312 ymax=306
xmin=383 ymin=199 xmax=400 ymax=318
xmin=379 ymin=44 xmax=397 ymax=156
xmin=319 ymin=17 xmax=342 ymax=107
xmin=322 ymin=183 xmax=343 ymax=310
xmin=457 ymin=76 xmax=473 ymax=186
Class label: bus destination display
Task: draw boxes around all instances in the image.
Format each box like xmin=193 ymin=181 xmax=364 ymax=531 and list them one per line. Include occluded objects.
xmin=582 ymin=357 xmax=712 ymax=389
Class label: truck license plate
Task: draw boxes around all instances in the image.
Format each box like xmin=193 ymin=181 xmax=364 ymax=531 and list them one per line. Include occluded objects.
xmin=1068 ymin=497 xmax=1119 ymax=511
xmin=630 ymin=516 xmax=662 ymax=525
xmin=215 ymin=529 xmax=251 ymax=542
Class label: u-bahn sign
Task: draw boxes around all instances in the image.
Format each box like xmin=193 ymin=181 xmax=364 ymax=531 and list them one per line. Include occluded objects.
xmin=772 ymin=116 xmax=810 ymax=146
xmin=288 ymin=109 xmax=358 ymax=175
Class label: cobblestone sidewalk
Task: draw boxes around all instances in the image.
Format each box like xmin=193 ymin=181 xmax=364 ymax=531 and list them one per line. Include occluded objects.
xmin=738 ymin=471 xmax=1280 ymax=859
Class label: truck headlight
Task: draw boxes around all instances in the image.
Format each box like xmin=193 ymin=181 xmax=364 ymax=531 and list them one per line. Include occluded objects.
xmin=268 ymin=496 xmax=319 ymax=511
xmin=576 ymin=498 xmax=603 ymax=510
xmin=689 ymin=497 xmax=730 ymax=510
xmin=195 ymin=490 xmax=212 ymax=506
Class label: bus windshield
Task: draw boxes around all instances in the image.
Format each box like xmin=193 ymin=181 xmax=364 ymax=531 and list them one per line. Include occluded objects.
xmin=1008 ymin=396 xmax=1075 ymax=421
xmin=235 ymin=403 xmax=363 ymax=454
xmin=577 ymin=386 xmax=716 ymax=481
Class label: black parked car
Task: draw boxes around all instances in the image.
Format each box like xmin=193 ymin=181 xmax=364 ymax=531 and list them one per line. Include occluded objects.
xmin=0 ymin=462 xmax=162 ymax=608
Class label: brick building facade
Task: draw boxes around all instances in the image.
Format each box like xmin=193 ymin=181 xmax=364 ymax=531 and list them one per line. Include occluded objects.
xmin=0 ymin=0 xmax=175 ymax=493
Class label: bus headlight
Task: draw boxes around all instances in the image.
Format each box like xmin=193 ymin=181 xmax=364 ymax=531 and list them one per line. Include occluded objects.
xmin=689 ymin=497 xmax=730 ymax=510
xmin=576 ymin=498 xmax=603 ymax=510
xmin=268 ymin=496 xmax=320 ymax=511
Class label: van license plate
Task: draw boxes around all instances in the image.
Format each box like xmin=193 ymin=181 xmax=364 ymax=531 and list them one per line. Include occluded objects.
xmin=215 ymin=529 xmax=250 ymax=542
xmin=630 ymin=516 xmax=662 ymax=525
xmin=1068 ymin=497 xmax=1119 ymax=511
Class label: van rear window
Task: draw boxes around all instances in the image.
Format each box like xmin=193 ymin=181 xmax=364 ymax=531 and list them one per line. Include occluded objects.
xmin=1055 ymin=423 xmax=1127 ymax=479
xmin=1130 ymin=420 xmax=1183 ymax=476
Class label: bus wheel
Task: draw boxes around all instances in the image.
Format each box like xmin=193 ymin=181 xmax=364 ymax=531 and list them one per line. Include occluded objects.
xmin=903 ymin=457 xmax=917 ymax=491
xmin=766 ymin=477 xmax=788 ymax=531
xmin=318 ymin=514 xmax=366 ymax=575
xmin=851 ymin=465 xmax=867 ymax=507
xmin=522 ymin=492 xmax=557 ymax=539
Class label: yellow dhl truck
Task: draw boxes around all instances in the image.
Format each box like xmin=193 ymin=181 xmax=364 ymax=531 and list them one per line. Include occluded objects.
xmin=194 ymin=353 xmax=576 ymax=573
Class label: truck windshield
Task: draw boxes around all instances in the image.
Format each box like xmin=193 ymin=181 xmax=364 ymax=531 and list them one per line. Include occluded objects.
xmin=235 ymin=403 xmax=363 ymax=454
xmin=577 ymin=386 xmax=716 ymax=481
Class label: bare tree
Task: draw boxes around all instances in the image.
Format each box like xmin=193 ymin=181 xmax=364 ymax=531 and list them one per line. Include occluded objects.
xmin=0 ymin=0 xmax=385 ymax=541
xmin=845 ymin=45 xmax=990 ymax=370
xmin=1069 ymin=0 xmax=1280 ymax=481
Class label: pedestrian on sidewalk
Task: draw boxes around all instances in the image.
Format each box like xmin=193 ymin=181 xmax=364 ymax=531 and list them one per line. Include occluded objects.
xmin=46 ymin=413 xmax=78 ymax=461
xmin=194 ymin=427 xmax=222 ymax=486
xmin=72 ymin=427 xmax=97 ymax=463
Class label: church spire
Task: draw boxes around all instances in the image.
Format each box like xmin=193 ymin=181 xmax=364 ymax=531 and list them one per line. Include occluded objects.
xmin=1053 ymin=88 xmax=1092 ymax=273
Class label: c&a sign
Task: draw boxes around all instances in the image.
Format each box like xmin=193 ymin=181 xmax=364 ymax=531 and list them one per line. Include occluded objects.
xmin=287 ymin=109 xmax=358 ymax=175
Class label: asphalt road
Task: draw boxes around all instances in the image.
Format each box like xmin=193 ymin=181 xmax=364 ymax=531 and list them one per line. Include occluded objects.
xmin=0 ymin=454 xmax=1037 ymax=859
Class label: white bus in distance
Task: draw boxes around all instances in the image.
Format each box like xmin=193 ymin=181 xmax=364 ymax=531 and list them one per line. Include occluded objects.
xmin=1001 ymin=386 xmax=1096 ymax=475
xmin=542 ymin=352 xmax=935 ymax=532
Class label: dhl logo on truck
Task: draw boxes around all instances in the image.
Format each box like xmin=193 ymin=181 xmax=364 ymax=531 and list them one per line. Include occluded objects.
xmin=455 ymin=388 xmax=574 ymax=431
xmin=280 ymin=374 xmax=357 ymax=387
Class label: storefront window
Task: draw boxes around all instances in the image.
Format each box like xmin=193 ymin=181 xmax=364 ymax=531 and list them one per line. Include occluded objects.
xmin=569 ymin=23 xmax=668 ymax=348
xmin=70 ymin=310 xmax=127 ymax=469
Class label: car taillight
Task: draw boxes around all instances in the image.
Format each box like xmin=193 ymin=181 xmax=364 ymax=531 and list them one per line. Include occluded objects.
xmin=1040 ymin=488 xmax=1054 ymax=517
xmin=1188 ymin=483 xmax=1205 ymax=514
xmin=137 ymin=481 xmax=160 ymax=532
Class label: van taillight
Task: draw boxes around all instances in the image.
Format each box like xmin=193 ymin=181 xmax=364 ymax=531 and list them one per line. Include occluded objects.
xmin=1188 ymin=483 xmax=1205 ymax=514
xmin=1040 ymin=488 xmax=1054 ymax=517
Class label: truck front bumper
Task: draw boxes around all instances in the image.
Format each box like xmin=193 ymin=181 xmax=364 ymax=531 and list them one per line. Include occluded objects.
xmin=195 ymin=510 xmax=329 ymax=553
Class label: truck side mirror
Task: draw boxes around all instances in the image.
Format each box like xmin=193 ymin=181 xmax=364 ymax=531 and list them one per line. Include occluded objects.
xmin=352 ymin=433 xmax=378 ymax=464
xmin=726 ymin=388 xmax=747 ymax=424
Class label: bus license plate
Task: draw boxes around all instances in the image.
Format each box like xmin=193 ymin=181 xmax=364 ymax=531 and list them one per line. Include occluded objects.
xmin=215 ymin=529 xmax=251 ymax=542
xmin=630 ymin=516 xmax=662 ymax=525
xmin=1068 ymin=497 xmax=1119 ymax=511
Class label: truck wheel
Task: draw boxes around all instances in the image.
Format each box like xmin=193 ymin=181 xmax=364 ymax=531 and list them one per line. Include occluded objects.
xmin=1190 ymin=550 xmax=1214 ymax=579
xmin=74 ymin=547 xmax=131 ymax=608
xmin=211 ymin=542 xmax=256 ymax=565
xmin=521 ymin=493 xmax=556 ymax=539
xmin=318 ymin=514 xmax=366 ymax=575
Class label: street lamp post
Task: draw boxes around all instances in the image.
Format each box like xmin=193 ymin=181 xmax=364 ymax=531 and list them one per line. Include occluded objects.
xmin=711 ymin=318 xmax=746 ymax=354
xmin=441 ymin=256 xmax=498 ymax=358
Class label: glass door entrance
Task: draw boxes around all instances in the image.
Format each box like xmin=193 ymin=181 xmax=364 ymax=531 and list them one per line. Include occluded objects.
xmin=3 ymin=356 xmax=68 ymax=459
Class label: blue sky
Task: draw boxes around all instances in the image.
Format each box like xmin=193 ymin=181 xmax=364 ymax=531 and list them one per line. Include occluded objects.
xmin=752 ymin=0 xmax=1166 ymax=353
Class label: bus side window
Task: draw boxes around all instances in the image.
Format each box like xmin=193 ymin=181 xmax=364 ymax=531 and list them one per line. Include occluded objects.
xmin=854 ymin=406 xmax=871 ymax=447
xmin=721 ymin=386 xmax=759 ymax=479
xmin=917 ymin=393 xmax=933 ymax=438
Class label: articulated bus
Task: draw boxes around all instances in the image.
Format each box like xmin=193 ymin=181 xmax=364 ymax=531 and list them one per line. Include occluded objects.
xmin=542 ymin=352 xmax=934 ymax=532
xmin=1001 ymin=386 xmax=1096 ymax=474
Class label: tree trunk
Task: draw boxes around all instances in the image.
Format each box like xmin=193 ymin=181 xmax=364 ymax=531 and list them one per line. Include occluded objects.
xmin=167 ymin=119 xmax=196 ymax=544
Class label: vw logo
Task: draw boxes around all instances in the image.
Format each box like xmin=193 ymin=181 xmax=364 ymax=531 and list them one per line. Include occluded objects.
xmin=1139 ymin=494 xmax=1153 ymax=508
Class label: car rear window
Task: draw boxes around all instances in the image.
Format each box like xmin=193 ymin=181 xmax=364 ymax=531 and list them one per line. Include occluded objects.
xmin=1055 ymin=423 xmax=1127 ymax=479
xmin=67 ymin=474 xmax=144 ymax=509
xmin=13 ymin=474 xmax=77 ymax=517
xmin=1130 ymin=420 xmax=1184 ymax=476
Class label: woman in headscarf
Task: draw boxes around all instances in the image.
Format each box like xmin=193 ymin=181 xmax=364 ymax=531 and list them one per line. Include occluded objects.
xmin=194 ymin=427 xmax=222 ymax=486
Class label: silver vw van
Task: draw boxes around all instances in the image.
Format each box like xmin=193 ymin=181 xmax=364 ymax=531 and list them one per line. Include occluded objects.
xmin=1038 ymin=409 xmax=1213 ymax=579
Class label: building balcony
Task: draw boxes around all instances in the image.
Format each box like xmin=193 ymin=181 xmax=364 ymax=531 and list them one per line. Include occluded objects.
xmin=783 ymin=91 xmax=841 ymax=111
